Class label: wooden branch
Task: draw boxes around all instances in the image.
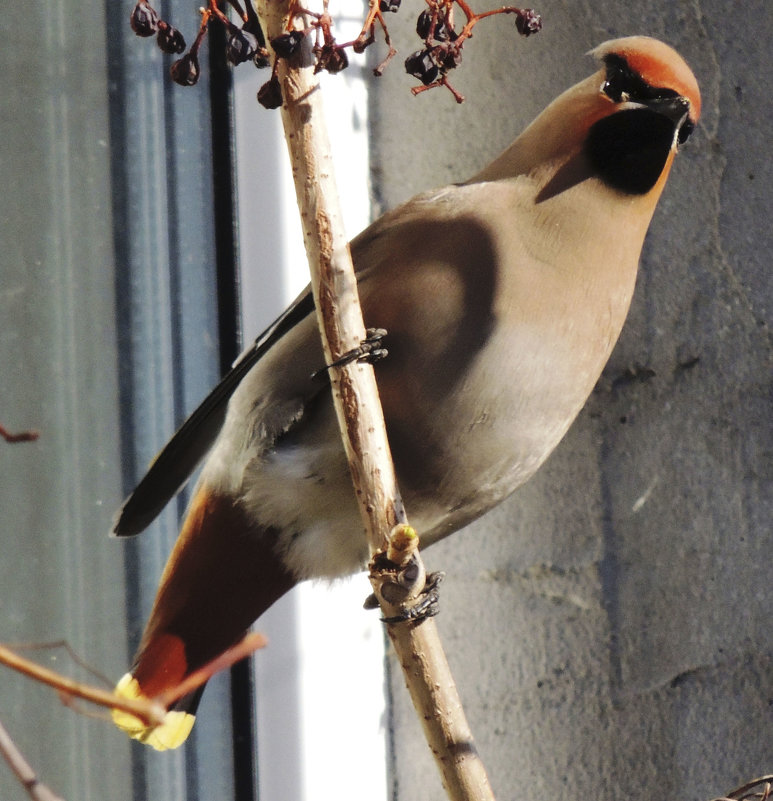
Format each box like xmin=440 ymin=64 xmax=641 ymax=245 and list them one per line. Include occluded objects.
xmin=0 ymin=717 xmax=64 ymax=801
xmin=253 ymin=4 xmax=496 ymax=798
xmin=268 ymin=28 xmax=405 ymax=556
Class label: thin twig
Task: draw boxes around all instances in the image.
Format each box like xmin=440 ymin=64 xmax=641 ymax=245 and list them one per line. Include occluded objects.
xmin=254 ymin=3 xmax=496 ymax=798
xmin=0 ymin=643 xmax=166 ymax=728
xmin=0 ymin=632 xmax=265 ymax=730
xmin=0 ymin=423 xmax=39 ymax=443
xmin=157 ymin=632 xmax=267 ymax=708
xmin=0 ymin=716 xmax=65 ymax=801
xmin=4 ymin=640 xmax=113 ymax=688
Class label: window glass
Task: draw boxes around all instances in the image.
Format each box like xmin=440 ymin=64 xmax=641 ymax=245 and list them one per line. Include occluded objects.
xmin=1 ymin=2 xmax=235 ymax=798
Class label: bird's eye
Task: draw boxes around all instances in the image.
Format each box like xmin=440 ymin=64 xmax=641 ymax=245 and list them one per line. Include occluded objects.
xmin=601 ymin=56 xmax=648 ymax=103
xmin=602 ymin=54 xmax=682 ymax=107
xmin=602 ymin=58 xmax=634 ymax=103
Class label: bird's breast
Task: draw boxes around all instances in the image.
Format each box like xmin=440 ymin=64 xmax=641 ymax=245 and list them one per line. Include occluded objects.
xmin=373 ymin=191 xmax=643 ymax=540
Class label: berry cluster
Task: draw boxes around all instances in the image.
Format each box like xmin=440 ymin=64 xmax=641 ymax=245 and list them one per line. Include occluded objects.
xmin=404 ymin=1 xmax=541 ymax=101
xmin=130 ymin=3 xmax=186 ymax=53
xmin=131 ymin=0 xmax=270 ymax=88
xmin=129 ymin=0 xmax=541 ymax=105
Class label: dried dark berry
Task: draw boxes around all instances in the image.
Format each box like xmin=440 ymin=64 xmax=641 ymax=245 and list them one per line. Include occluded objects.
xmin=323 ymin=45 xmax=349 ymax=74
xmin=404 ymin=49 xmax=438 ymax=86
xmin=379 ymin=0 xmax=401 ymax=12
xmin=515 ymin=9 xmax=542 ymax=36
xmin=170 ymin=52 xmax=200 ymax=86
xmin=254 ymin=50 xmax=272 ymax=69
xmin=439 ymin=44 xmax=462 ymax=71
xmin=352 ymin=34 xmax=371 ymax=54
xmin=226 ymin=29 xmax=259 ymax=65
xmin=157 ymin=21 xmax=186 ymax=54
xmin=416 ymin=10 xmax=432 ymax=39
xmin=130 ymin=2 xmax=159 ymax=37
xmin=257 ymin=76 xmax=283 ymax=109
xmin=270 ymin=30 xmax=305 ymax=59
xmin=416 ymin=10 xmax=456 ymax=42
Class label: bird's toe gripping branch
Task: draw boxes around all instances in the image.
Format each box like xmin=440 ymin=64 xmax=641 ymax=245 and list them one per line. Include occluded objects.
xmin=312 ymin=328 xmax=388 ymax=379
xmin=379 ymin=570 xmax=445 ymax=624
xmin=365 ymin=524 xmax=445 ymax=624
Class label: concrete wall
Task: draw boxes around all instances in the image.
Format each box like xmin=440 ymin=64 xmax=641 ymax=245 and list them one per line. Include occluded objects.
xmin=370 ymin=3 xmax=773 ymax=799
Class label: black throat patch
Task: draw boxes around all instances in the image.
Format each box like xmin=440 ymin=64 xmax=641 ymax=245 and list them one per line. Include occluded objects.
xmin=584 ymin=107 xmax=676 ymax=195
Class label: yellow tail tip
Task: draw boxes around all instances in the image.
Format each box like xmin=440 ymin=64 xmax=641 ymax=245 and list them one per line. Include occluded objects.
xmin=112 ymin=673 xmax=195 ymax=751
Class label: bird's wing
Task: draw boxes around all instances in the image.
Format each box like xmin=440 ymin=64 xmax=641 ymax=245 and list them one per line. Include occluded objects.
xmin=112 ymin=288 xmax=316 ymax=538
xmin=112 ymin=184 xmax=466 ymax=539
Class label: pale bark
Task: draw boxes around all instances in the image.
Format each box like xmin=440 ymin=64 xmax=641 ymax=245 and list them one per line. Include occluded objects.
xmin=254 ymin=2 xmax=496 ymax=797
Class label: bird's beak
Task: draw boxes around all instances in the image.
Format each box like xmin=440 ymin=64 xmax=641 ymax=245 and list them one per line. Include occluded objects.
xmin=638 ymin=95 xmax=694 ymax=145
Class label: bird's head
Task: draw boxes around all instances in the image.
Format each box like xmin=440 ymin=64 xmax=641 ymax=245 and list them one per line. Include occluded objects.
xmin=473 ymin=36 xmax=701 ymax=198
xmin=583 ymin=36 xmax=701 ymax=194
xmin=592 ymin=37 xmax=701 ymax=130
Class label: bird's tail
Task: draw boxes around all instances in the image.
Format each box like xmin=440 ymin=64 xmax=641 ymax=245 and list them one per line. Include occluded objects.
xmin=112 ymin=486 xmax=296 ymax=749
xmin=112 ymin=672 xmax=200 ymax=751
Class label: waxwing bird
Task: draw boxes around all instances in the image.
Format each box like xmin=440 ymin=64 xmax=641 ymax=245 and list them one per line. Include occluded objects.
xmin=112 ymin=35 xmax=701 ymax=749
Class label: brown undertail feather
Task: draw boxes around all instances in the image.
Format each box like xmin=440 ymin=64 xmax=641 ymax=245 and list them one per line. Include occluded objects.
xmin=113 ymin=488 xmax=296 ymax=749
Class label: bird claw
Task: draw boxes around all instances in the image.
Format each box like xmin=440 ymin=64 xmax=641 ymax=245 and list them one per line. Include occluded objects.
xmin=380 ymin=571 xmax=445 ymax=624
xmin=312 ymin=328 xmax=388 ymax=379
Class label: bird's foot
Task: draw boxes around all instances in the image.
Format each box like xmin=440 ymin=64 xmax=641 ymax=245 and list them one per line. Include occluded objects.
xmin=379 ymin=571 xmax=445 ymax=624
xmin=312 ymin=328 xmax=388 ymax=379
xmin=366 ymin=527 xmax=444 ymax=624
